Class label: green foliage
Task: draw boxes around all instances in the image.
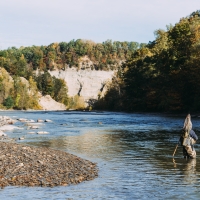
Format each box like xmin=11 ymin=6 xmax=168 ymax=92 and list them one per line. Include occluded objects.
xmin=3 ymin=11 xmax=200 ymax=112
xmin=36 ymin=72 xmax=68 ymax=105
xmin=118 ymin=10 xmax=200 ymax=112
xmin=94 ymin=86 xmax=123 ymax=111
xmin=28 ymin=76 xmax=42 ymax=110
xmin=93 ymin=10 xmax=200 ymax=112
xmin=93 ymin=71 xmax=125 ymax=111
xmin=67 ymin=95 xmax=85 ymax=110
xmin=3 ymin=96 xmax=14 ymax=109
xmin=0 ymin=39 xmax=140 ymax=110
xmin=9 ymin=76 xmax=41 ymax=110
xmin=0 ymin=40 xmax=140 ymax=73
xmin=13 ymin=77 xmax=29 ymax=109
xmin=0 ymin=68 xmax=14 ymax=104
xmin=53 ymin=78 xmax=68 ymax=105
xmin=36 ymin=72 xmax=54 ymax=96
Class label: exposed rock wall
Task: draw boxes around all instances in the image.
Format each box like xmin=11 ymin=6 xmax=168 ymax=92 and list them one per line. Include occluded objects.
xmin=49 ymin=68 xmax=115 ymax=101
xmin=38 ymin=95 xmax=66 ymax=110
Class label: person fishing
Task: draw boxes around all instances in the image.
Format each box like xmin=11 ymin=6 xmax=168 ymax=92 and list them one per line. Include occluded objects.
xmin=180 ymin=114 xmax=198 ymax=159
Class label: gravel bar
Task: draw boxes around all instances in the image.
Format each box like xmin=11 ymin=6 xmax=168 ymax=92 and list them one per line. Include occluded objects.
xmin=0 ymin=141 xmax=98 ymax=188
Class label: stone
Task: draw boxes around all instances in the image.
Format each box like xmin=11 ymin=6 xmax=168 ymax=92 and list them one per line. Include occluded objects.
xmin=45 ymin=119 xmax=52 ymax=122
xmin=30 ymin=126 xmax=39 ymax=129
xmin=18 ymin=163 xmax=24 ymax=167
xmin=0 ymin=131 xmax=6 ymax=136
xmin=37 ymin=131 xmax=49 ymax=134
xmin=0 ymin=142 xmax=98 ymax=188
xmin=26 ymin=119 xmax=35 ymax=123
xmin=37 ymin=119 xmax=44 ymax=123
xmin=18 ymin=118 xmax=28 ymax=122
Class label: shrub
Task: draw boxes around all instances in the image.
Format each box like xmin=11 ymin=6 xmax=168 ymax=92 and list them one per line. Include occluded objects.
xmin=3 ymin=96 xmax=14 ymax=109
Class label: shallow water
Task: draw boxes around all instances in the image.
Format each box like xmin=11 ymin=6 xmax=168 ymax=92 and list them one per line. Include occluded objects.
xmin=0 ymin=111 xmax=200 ymax=200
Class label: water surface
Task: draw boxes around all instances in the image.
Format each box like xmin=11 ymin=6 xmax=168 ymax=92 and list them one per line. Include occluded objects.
xmin=0 ymin=111 xmax=200 ymax=200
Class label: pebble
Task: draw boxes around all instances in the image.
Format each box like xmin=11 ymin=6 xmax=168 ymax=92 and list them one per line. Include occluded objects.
xmin=0 ymin=142 xmax=98 ymax=188
xmin=18 ymin=163 xmax=24 ymax=167
xmin=0 ymin=115 xmax=98 ymax=188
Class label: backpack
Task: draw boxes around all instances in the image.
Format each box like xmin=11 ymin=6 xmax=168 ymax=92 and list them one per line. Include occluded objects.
xmin=180 ymin=130 xmax=191 ymax=146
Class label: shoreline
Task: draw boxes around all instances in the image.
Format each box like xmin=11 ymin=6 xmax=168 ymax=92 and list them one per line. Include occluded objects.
xmin=0 ymin=109 xmax=199 ymax=115
xmin=0 ymin=141 xmax=98 ymax=188
xmin=0 ymin=115 xmax=98 ymax=188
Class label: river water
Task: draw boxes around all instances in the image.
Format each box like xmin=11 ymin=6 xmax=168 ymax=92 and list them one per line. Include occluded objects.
xmin=0 ymin=111 xmax=200 ymax=200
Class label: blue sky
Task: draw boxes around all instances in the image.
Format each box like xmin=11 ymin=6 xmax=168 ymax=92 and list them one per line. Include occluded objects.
xmin=0 ymin=0 xmax=199 ymax=49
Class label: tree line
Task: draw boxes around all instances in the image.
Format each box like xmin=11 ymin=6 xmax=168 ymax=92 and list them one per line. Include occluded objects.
xmin=0 ymin=40 xmax=140 ymax=110
xmin=0 ymin=39 xmax=141 ymax=74
xmin=94 ymin=11 xmax=200 ymax=113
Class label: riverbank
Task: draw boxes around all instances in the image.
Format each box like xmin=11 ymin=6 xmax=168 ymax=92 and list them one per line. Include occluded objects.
xmin=0 ymin=141 xmax=98 ymax=188
xmin=0 ymin=115 xmax=98 ymax=188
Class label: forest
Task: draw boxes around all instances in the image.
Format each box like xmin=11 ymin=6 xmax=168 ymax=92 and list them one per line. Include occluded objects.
xmin=0 ymin=40 xmax=140 ymax=110
xmin=1 ymin=11 xmax=200 ymax=112
xmin=95 ymin=11 xmax=200 ymax=112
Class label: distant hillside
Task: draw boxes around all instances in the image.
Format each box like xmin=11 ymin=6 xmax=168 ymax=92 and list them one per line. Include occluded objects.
xmin=0 ymin=39 xmax=142 ymax=74
xmin=0 ymin=40 xmax=142 ymax=110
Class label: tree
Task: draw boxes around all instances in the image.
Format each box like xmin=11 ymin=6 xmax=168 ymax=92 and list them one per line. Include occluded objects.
xmin=3 ymin=96 xmax=14 ymax=109
xmin=53 ymin=78 xmax=68 ymax=105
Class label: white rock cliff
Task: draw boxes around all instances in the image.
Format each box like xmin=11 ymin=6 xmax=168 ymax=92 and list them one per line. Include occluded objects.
xmin=49 ymin=68 xmax=115 ymax=102
xmin=39 ymin=95 xmax=66 ymax=110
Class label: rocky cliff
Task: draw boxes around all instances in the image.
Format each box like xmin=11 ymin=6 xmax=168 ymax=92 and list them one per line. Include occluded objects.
xmin=38 ymin=95 xmax=66 ymax=110
xmin=49 ymin=68 xmax=115 ymax=103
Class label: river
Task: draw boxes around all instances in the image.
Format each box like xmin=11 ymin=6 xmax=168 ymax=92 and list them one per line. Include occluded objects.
xmin=0 ymin=111 xmax=199 ymax=200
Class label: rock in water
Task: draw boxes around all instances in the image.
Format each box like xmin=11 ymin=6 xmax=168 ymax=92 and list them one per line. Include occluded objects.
xmin=37 ymin=131 xmax=49 ymax=134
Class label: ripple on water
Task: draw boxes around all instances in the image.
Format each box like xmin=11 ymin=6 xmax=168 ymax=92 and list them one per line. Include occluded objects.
xmin=0 ymin=111 xmax=200 ymax=199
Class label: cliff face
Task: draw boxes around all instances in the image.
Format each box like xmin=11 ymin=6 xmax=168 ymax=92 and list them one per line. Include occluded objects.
xmin=49 ymin=68 xmax=115 ymax=102
xmin=38 ymin=95 xmax=66 ymax=110
xmin=0 ymin=66 xmax=115 ymax=110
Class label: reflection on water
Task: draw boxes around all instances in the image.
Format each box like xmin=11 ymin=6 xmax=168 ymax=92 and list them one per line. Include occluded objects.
xmin=182 ymin=159 xmax=197 ymax=184
xmin=0 ymin=111 xmax=200 ymax=199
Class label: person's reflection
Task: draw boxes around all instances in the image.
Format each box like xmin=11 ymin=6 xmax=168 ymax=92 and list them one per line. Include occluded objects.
xmin=173 ymin=158 xmax=197 ymax=184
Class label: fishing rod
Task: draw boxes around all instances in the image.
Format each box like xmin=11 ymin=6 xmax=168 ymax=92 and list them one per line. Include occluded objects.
xmin=172 ymin=133 xmax=183 ymax=157
xmin=172 ymin=143 xmax=179 ymax=157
